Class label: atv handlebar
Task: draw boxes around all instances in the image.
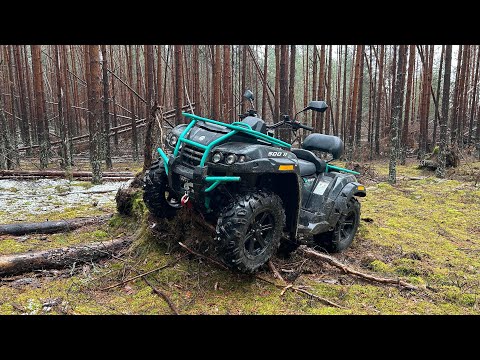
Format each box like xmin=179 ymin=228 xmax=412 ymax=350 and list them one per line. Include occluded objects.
xmin=266 ymin=115 xmax=313 ymax=132
xmin=289 ymin=121 xmax=314 ymax=131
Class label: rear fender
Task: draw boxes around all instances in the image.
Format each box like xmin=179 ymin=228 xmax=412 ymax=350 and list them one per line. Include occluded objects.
xmin=329 ymin=182 xmax=365 ymax=226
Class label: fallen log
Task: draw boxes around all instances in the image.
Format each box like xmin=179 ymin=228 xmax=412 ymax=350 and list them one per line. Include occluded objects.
xmin=300 ymin=245 xmax=418 ymax=290
xmin=0 ymin=215 xmax=112 ymax=236
xmin=0 ymin=170 xmax=133 ymax=177
xmin=0 ymin=237 xmax=132 ymax=277
xmin=0 ymin=176 xmax=133 ymax=182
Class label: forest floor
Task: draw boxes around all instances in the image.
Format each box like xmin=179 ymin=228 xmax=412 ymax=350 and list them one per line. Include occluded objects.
xmin=0 ymin=158 xmax=479 ymax=314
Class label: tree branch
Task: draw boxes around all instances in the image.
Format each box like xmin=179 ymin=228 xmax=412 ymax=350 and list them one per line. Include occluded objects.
xmin=300 ymin=246 xmax=418 ymax=290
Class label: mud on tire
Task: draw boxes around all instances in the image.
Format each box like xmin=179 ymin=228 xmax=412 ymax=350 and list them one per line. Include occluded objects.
xmin=143 ymin=160 xmax=180 ymax=219
xmin=216 ymin=191 xmax=285 ymax=273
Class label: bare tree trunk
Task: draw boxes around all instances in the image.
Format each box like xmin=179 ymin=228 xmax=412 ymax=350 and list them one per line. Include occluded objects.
xmin=261 ymin=45 xmax=269 ymax=119
xmin=334 ymin=45 xmax=341 ymax=136
xmin=174 ymin=45 xmax=185 ymax=124
xmin=109 ymin=46 xmax=119 ymax=149
xmin=135 ymin=45 xmax=144 ymax=125
xmin=143 ymin=45 xmax=155 ymax=172
xmin=397 ymin=46 xmax=408 ymax=160
xmin=437 ymin=45 xmax=452 ymax=178
xmin=400 ymin=45 xmax=415 ymax=164
xmin=31 ymin=45 xmax=49 ymax=169
xmin=6 ymin=45 xmax=19 ymax=167
xmin=70 ymin=45 xmax=80 ymax=136
xmin=86 ymin=45 xmax=103 ymax=184
xmin=0 ymin=98 xmax=11 ymax=169
xmin=318 ymin=45 xmax=326 ymax=132
xmin=346 ymin=46 xmax=356 ymax=148
xmin=126 ymin=46 xmax=138 ymax=160
xmin=469 ymin=46 xmax=480 ymax=145
xmin=433 ymin=45 xmax=445 ymax=146
xmin=468 ymin=47 xmax=480 ymax=146
xmin=157 ymin=45 xmax=163 ymax=107
xmin=367 ymin=45 xmax=376 ymax=160
xmin=459 ymin=45 xmax=471 ymax=149
xmin=375 ymin=46 xmax=384 ymax=156
xmin=23 ymin=45 xmax=36 ymax=144
xmin=241 ymin=45 xmax=247 ymax=112
xmin=425 ymin=45 xmax=435 ymax=152
xmin=54 ymin=46 xmax=69 ymax=170
xmin=212 ymin=45 xmax=221 ymax=119
xmin=304 ymin=45 xmax=309 ymax=110
xmin=325 ymin=45 xmax=333 ymax=135
xmin=347 ymin=45 xmax=362 ymax=161
xmin=279 ymin=45 xmax=289 ymax=141
xmin=451 ymin=45 xmax=462 ymax=146
xmin=274 ymin=45 xmax=280 ymax=122
xmin=288 ymin=45 xmax=296 ymax=117
xmin=61 ymin=46 xmax=74 ymax=165
xmin=100 ymin=45 xmax=112 ymax=169
xmin=389 ymin=45 xmax=406 ymax=184
xmin=341 ymin=45 xmax=348 ymax=141
xmin=418 ymin=45 xmax=429 ymax=158
xmin=13 ymin=45 xmax=31 ymax=154
xmin=193 ymin=45 xmax=201 ymax=116
xmin=355 ymin=45 xmax=365 ymax=156
xmin=223 ymin=45 xmax=232 ymax=120
xmin=312 ymin=46 xmax=318 ymax=128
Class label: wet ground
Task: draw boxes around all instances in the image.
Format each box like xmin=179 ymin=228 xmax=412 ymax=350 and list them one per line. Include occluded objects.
xmin=0 ymin=179 xmax=131 ymax=224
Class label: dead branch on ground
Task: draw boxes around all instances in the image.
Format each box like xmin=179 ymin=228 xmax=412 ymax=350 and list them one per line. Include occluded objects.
xmin=300 ymin=245 xmax=418 ymax=290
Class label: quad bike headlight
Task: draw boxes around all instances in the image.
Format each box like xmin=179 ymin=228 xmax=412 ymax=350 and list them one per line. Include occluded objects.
xmin=168 ymin=135 xmax=178 ymax=147
xmin=212 ymin=152 xmax=223 ymax=163
xmin=225 ymin=154 xmax=237 ymax=165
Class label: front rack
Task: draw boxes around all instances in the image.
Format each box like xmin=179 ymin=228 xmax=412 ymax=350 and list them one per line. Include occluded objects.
xmin=158 ymin=112 xmax=292 ymax=176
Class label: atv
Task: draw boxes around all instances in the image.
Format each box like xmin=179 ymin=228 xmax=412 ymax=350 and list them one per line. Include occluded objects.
xmin=144 ymin=90 xmax=366 ymax=273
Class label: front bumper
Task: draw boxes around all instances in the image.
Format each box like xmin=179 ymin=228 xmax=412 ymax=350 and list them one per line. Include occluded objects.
xmin=159 ymin=149 xmax=241 ymax=210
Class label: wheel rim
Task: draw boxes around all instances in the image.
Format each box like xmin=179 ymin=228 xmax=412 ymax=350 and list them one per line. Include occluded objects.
xmin=338 ymin=210 xmax=356 ymax=242
xmin=164 ymin=191 xmax=182 ymax=209
xmin=244 ymin=210 xmax=275 ymax=259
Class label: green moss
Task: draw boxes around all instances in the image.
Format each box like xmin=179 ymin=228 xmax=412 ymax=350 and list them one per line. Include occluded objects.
xmin=73 ymin=182 xmax=94 ymax=190
xmin=406 ymin=276 xmax=426 ymax=285
xmin=108 ymin=214 xmax=127 ymax=228
xmin=369 ymin=260 xmax=393 ymax=273
xmin=55 ymin=185 xmax=72 ymax=194
xmin=131 ymin=192 xmax=147 ymax=221
xmin=92 ymin=230 xmax=108 ymax=238
xmin=393 ymin=258 xmax=422 ymax=276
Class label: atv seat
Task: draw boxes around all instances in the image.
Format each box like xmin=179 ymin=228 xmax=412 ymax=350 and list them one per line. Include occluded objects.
xmin=302 ymin=133 xmax=344 ymax=159
xmin=292 ymin=149 xmax=326 ymax=176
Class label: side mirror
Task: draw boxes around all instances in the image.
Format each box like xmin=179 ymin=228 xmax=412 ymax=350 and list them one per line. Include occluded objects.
xmin=243 ymin=89 xmax=254 ymax=101
xmin=304 ymin=100 xmax=328 ymax=113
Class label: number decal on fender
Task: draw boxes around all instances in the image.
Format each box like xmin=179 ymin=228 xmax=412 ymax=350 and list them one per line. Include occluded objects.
xmin=268 ymin=151 xmax=287 ymax=157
